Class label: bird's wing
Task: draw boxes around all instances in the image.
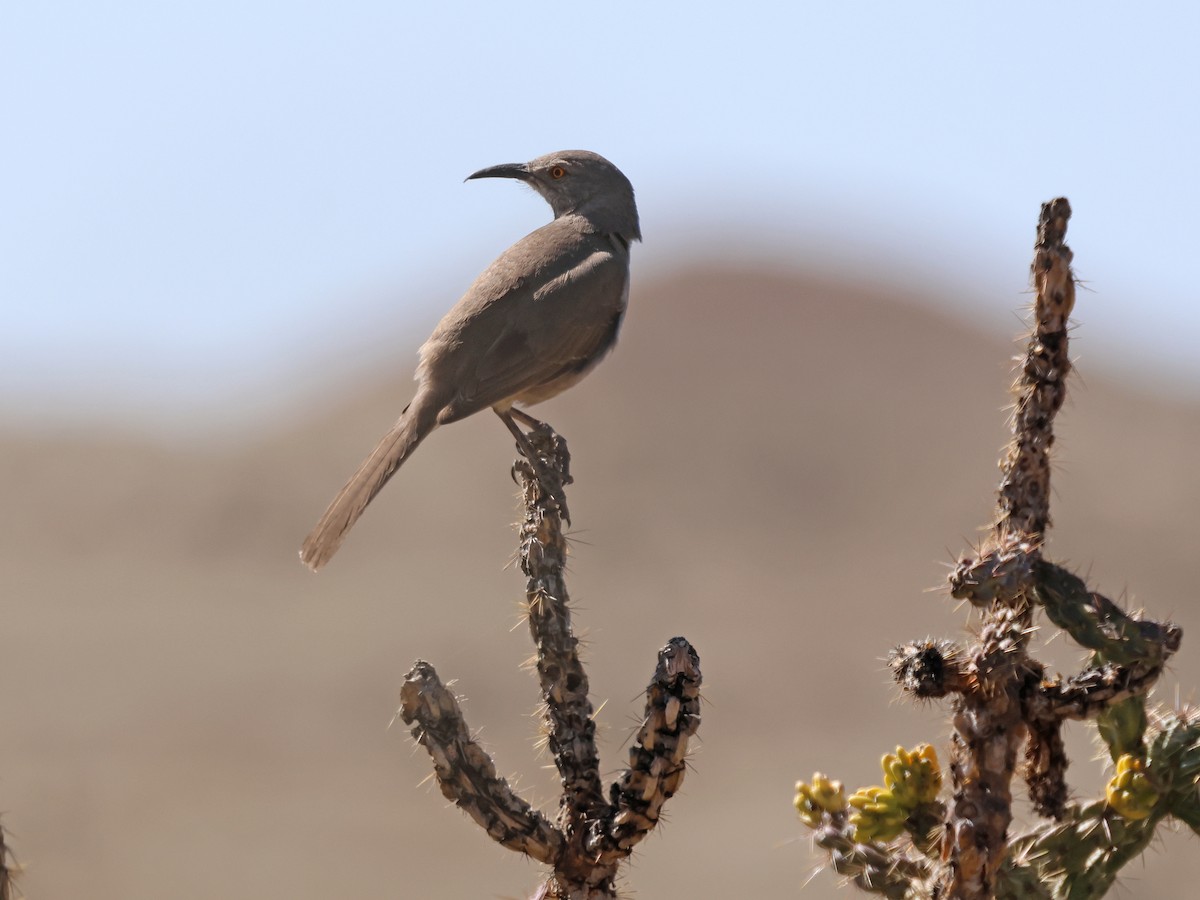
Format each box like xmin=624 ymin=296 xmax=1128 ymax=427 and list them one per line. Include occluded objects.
xmin=425 ymin=228 xmax=629 ymax=423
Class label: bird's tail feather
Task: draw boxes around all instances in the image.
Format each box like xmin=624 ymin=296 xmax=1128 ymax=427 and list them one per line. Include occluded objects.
xmin=300 ymin=392 xmax=440 ymax=571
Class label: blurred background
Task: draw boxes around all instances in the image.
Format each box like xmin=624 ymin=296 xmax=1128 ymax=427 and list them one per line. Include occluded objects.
xmin=4 ymin=3 xmax=1200 ymax=898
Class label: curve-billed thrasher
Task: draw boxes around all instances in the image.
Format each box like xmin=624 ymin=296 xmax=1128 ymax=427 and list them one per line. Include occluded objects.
xmin=300 ymin=150 xmax=640 ymax=571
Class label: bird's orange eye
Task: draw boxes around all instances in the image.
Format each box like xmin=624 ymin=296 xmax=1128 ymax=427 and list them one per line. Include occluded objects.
xmin=550 ymin=166 xmax=566 ymax=179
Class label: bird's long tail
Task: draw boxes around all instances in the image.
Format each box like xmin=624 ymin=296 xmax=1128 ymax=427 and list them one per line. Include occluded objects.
xmin=300 ymin=390 xmax=441 ymax=571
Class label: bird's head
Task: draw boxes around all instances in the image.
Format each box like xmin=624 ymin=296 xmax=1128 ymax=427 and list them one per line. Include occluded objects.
xmin=467 ymin=150 xmax=641 ymax=243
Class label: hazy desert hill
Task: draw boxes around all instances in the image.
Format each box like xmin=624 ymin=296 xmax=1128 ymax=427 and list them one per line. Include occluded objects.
xmin=4 ymin=264 xmax=1200 ymax=900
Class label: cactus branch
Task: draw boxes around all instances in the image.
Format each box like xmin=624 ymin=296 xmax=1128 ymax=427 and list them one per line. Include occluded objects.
xmin=814 ymin=813 xmax=932 ymax=899
xmin=398 ymin=422 xmax=701 ymax=899
xmin=1033 ymin=561 xmax=1182 ymax=666
xmin=801 ymin=198 xmax=1190 ymax=900
xmin=996 ymin=197 xmax=1074 ymax=543
xmin=515 ymin=425 xmax=606 ymax=820
xmin=600 ymin=637 xmax=701 ymax=853
xmin=399 ymin=660 xmax=564 ymax=863
xmin=937 ymin=200 xmax=1078 ymax=898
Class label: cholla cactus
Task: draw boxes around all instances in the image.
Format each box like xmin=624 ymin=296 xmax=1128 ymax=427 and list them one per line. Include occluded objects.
xmin=398 ymin=426 xmax=701 ymax=900
xmin=794 ymin=200 xmax=1194 ymax=899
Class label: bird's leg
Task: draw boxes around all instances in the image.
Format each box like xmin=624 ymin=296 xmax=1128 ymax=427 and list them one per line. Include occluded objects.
xmin=508 ymin=407 xmax=548 ymax=430
xmin=509 ymin=407 xmax=574 ymax=488
xmin=495 ymin=408 xmax=572 ymax=524
xmin=496 ymin=408 xmax=543 ymax=464
xmin=508 ymin=409 xmax=574 ymax=487
xmin=508 ymin=408 xmax=573 ymax=486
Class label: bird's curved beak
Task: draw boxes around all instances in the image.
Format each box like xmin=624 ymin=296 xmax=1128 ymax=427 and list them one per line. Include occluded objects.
xmin=465 ymin=162 xmax=531 ymax=183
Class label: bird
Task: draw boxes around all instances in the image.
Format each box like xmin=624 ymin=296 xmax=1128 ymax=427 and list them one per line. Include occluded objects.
xmin=300 ymin=149 xmax=641 ymax=571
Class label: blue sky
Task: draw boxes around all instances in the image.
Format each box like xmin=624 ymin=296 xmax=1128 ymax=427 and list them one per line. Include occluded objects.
xmin=5 ymin=3 xmax=1199 ymax=432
